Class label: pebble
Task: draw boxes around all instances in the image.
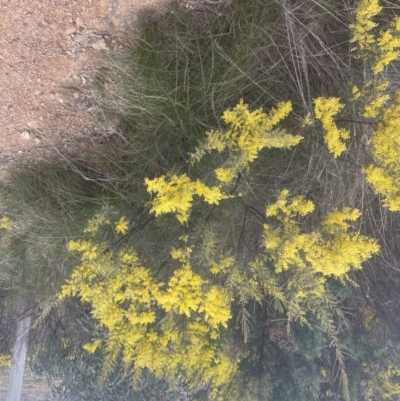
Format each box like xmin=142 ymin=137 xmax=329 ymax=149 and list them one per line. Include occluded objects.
xmin=20 ymin=131 xmax=30 ymax=140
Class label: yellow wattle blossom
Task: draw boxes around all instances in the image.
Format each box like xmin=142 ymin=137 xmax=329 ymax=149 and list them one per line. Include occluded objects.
xmin=0 ymin=216 xmax=12 ymax=230
xmin=0 ymin=354 xmax=11 ymax=367
xmin=198 ymin=286 xmax=231 ymax=328
xmin=302 ymin=112 xmax=313 ymax=127
xmin=260 ymin=192 xmax=378 ymax=327
xmin=350 ymin=0 xmax=382 ymax=51
xmin=83 ymin=213 xmax=110 ymax=234
xmin=158 ymin=266 xmax=204 ymax=316
xmin=310 ymin=232 xmax=379 ymax=276
xmin=314 ymin=97 xmax=350 ymax=157
xmin=115 ymin=216 xmax=129 ymax=234
xmin=369 ymin=103 xmax=400 ymax=166
xmin=68 ymin=239 xmax=106 ymax=261
xmin=373 ymin=19 xmax=400 ymax=74
xmin=210 ymin=256 xmax=236 ymax=274
xmin=351 ymin=85 xmax=362 ymax=100
xmin=333 ymin=0 xmax=400 ymax=194
xmin=350 ymin=0 xmax=400 ymax=73
xmin=263 ymin=190 xmax=379 ymax=278
xmin=266 ymin=188 xmax=315 ymax=220
xmin=351 ymin=80 xmax=390 ymax=112
xmin=145 ymin=174 xmax=231 ymax=223
xmin=373 ymin=364 xmax=400 ymax=399
xmin=364 ymin=166 xmax=400 ymax=211
xmin=191 ymin=99 xmax=302 ymax=183
xmin=322 ymin=207 xmax=360 ymax=234
xmin=364 ymin=101 xmax=400 ymax=211
xmin=60 ymin=214 xmax=236 ymax=395
xmin=363 ymin=94 xmax=390 ymax=118
xmin=83 ymin=339 xmax=102 ymax=354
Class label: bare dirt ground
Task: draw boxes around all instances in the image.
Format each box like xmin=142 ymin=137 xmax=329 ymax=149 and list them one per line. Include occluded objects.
xmin=0 ymin=0 xmax=168 ymax=166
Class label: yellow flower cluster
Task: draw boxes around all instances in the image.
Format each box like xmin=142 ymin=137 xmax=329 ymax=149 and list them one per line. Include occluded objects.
xmin=0 ymin=353 xmax=11 ymax=367
xmin=369 ymin=103 xmax=400 ymax=166
xmin=83 ymin=213 xmax=110 ymax=234
xmin=350 ymin=0 xmax=382 ymax=51
xmin=373 ymin=20 xmax=400 ymax=74
xmin=263 ymin=190 xmax=379 ymax=277
xmin=364 ymin=102 xmax=400 ymax=211
xmin=145 ymin=174 xmax=231 ymax=223
xmin=83 ymin=339 xmax=102 ymax=354
xmin=68 ymin=239 xmax=106 ymax=261
xmin=353 ymin=79 xmax=392 ymax=118
xmin=264 ymin=190 xmax=317 ymax=273
xmin=255 ymin=191 xmax=379 ymax=327
xmin=0 ymin=216 xmax=12 ymax=230
xmin=302 ymin=112 xmax=313 ymax=127
xmin=191 ymin=99 xmax=302 ymax=183
xmin=350 ymin=0 xmax=400 ymax=74
xmin=60 ymin=217 xmax=235 ymax=395
xmin=349 ymin=1 xmax=400 ymax=211
xmin=363 ymin=93 xmax=390 ymax=118
xmin=210 ymin=256 xmax=236 ymax=274
xmin=314 ymin=97 xmax=350 ymax=157
xmin=198 ymin=287 xmax=231 ymax=329
xmin=322 ymin=207 xmax=360 ymax=234
xmin=115 ymin=216 xmax=129 ymax=234
xmin=266 ymin=188 xmax=315 ymax=221
xmin=158 ymin=265 xmax=204 ymax=316
xmin=373 ymin=364 xmax=400 ymax=399
xmin=364 ymin=166 xmax=400 ymax=211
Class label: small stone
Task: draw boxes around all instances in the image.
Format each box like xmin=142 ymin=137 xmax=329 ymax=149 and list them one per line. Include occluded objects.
xmin=76 ymin=16 xmax=85 ymax=29
xmin=21 ymin=131 xmax=30 ymax=140
xmin=91 ymin=38 xmax=108 ymax=51
xmin=65 ymin=27 xmax=76 ymax=35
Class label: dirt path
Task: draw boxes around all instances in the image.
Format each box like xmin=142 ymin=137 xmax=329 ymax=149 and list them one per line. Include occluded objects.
xmin=0 ymin=0 xmax=166 ymax=161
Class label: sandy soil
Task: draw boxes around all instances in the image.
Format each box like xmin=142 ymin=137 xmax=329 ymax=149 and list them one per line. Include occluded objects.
xmin=0 ymin=0 xmax=168 ymax=164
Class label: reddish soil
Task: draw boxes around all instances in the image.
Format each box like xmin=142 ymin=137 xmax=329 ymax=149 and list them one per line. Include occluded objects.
xmin=0 ymin=0 xmax=166 ymax=160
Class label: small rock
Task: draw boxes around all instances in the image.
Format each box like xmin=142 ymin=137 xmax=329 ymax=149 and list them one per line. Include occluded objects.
xmin=21 ymin=131 xmax=30 ymax=140
xmin=65 ymin=27 xmax=76 ymax=35
xmin=91 ymin=38 xmax=108 ymax=51
xmin=124 ymin=14 xmax=138 ymax=26
xmin=76 ymin=16 xmax=85 ymax=29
